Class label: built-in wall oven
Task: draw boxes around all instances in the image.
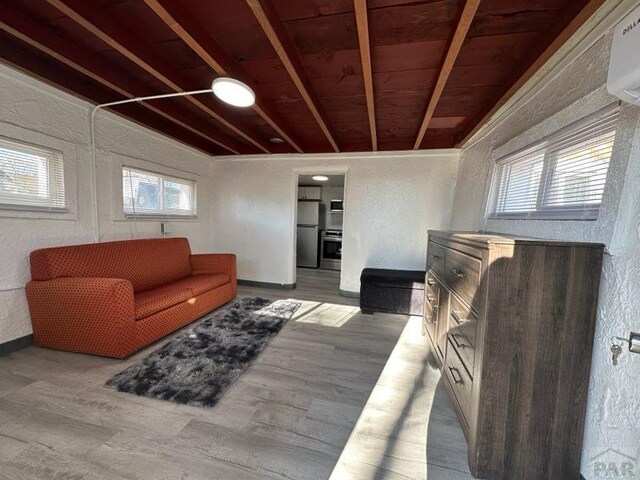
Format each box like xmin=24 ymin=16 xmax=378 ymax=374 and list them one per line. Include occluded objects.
xmin=320 ymin=230 xmax=342 ymax=270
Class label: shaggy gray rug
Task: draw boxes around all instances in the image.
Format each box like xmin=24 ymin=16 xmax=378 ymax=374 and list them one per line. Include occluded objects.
xmin=105 ymin=297 xmax=301 ymax=407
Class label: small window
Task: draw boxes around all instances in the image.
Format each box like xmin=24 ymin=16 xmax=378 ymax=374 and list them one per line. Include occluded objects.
xmin=122 ymin=166 xmax=196 ymax=217
xmin=487 ymin=105 xmax=619 ymax=220
xmin=0 ymin=137 xmax=66 ymax=211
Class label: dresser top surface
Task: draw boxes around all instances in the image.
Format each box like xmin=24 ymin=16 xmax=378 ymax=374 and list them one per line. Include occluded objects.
xmin=428 ymin=230 xmax=605 ymax=249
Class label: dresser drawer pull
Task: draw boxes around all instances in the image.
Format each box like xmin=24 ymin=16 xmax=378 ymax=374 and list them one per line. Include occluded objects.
xmin=427 ymin=277 xmax=436 ymax=286
xmin=450 ymin=310 xmax=467 ymax=324
xmin=451 ymin=333 xmax=467 ymax=349
xmin=450 ymin=268 xmax=464 ymax=279
xmin=449 ymin=366 xmax=463 ymax=385
xmin=427 ymin=294 xmax=436 ymax=303
xmin=430 ymin=254 xmax=441 ymax=260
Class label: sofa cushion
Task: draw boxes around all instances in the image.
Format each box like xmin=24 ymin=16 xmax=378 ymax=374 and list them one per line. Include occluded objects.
xmin=133 ymin=274 xmax=231 ymax=320
xmin=134 ymin=284 xmax=193 ymax=320
xmin=30 ymin=238 xmax=193 ymax=293
xmin=169 ymin=274 xmax=230 ymax=297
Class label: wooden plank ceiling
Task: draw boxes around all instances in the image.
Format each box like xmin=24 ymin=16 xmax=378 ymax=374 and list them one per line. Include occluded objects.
xmin=0 ymin=0 xmax=600 ymax=156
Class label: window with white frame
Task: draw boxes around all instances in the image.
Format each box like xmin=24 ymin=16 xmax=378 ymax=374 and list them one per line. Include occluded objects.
xmin=122 ymin=166 xmax=196 ymax=217
xmin=0 ymin=137 xmax=66 ymax=211
xmin=486 ymin=105 xmax=620 ymax=220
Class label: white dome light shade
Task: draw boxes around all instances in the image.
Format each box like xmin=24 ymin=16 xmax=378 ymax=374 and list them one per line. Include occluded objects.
xmin=211 ymin=77 xmax=255 ymax=107
xmin=312 ymin=175 xmax=329 ymax=181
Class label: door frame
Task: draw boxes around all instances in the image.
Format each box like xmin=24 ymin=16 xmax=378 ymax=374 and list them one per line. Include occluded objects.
xmin=291 ymin=166 xmax=350 ymax=289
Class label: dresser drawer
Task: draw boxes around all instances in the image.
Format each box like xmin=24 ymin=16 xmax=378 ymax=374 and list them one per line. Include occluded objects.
xmin=444 ymin=248 xmax=482 ymax=307
xmin=448 ymin=316 xmax=476 ymax=379
xmin=444 ymin=339 xmax=473 ymax=423
xmin=423 ymin=307 xmax=436 ymax=341
xmin=423 ymin=281 xmax=438 ymax=342
xmin=425 ymin=289 xmax=438 ymax=314
xmin=427 ymin=240 xmax=445 ymax=278
xmin=426 ymin=270 xmax=438 ymax=290
xmin=449 ymin=293 xmax=477 ymax=348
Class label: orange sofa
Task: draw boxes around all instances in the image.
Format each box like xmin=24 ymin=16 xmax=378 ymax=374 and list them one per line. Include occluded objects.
xmin=25 ymin=238 xmax=236 ymax=358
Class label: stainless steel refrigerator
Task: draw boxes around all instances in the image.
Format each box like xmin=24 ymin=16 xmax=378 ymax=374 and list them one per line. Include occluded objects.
xmin=297 ymin=200 xmax=320 ymax=268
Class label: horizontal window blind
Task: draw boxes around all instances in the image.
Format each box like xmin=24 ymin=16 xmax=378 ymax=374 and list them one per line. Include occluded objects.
xmin=0 ymin=137 xmax=66 ymax=211
xmin=123 ymin=166 xmax=196 ymax=217
xmin=487 ymin=105 xmax=620 ymax=220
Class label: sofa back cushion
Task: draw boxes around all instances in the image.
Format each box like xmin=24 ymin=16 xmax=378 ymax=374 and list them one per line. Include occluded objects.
xmin=30 ymin=238 xmax=192 ymax=292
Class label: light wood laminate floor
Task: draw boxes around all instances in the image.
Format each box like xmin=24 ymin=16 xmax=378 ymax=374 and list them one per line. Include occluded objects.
xmin=0 ymin=268 xmax=473 ymax=480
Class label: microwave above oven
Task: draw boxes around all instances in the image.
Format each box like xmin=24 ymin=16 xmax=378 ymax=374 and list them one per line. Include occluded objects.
xmin=330 ymin=199 xmax=343 ymax=212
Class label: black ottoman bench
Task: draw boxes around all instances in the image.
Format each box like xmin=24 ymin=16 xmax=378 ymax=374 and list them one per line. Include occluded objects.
xmin=360 ymin=268 xmax=426 ymax=316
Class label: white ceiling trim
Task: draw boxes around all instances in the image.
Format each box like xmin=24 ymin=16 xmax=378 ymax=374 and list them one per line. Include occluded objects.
xmin=218 ymin=148 xmax=460 ymax=162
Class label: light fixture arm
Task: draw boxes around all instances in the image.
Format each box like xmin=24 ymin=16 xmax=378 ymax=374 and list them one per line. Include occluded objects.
xmin=88 ymin=88 xmax=214 ymax=243
xmin=95 ymin=88 xmax=215 ymax=110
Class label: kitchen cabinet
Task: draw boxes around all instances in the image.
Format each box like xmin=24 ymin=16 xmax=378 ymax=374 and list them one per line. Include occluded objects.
xmin=298 ymin=186 xmax=321 ymax=200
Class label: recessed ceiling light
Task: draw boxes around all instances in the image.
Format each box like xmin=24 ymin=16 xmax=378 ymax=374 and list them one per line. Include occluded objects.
xmin=269 ymin=137 xmax=284 ymax=144
xmin=211 ymin=77 xmax=255 ymax=107
xmin=312 ymin=175 xmax=329 ymax=182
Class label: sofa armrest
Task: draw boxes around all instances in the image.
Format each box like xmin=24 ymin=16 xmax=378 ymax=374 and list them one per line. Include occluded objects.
xmin=25 ymin=277 xmax=137 ymax=358
xmin=190 ymin=253 xmax=236 ymax=283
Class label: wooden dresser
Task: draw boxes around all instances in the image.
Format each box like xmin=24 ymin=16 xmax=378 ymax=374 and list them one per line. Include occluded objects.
xmin=424 ymin=230 xmax=604 ymax=480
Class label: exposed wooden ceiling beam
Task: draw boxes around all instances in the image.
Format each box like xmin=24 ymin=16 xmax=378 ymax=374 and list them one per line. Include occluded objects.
xmin=0 ymin=5 xmax=242 ymax=155
xmin=353 ymin=0 xmax=377 ymax=151
xmin=245 ymin=0 xmax=340 ymax=152
xmin=143 ymin=0 xmax=304 ymax=153
xmin=413 ymin=0 xmax=481 ymax=150
xmin=45 ymin=0 xmax=271 ymax=154
xmin=456 ymin=0 xmax=608 ymax=148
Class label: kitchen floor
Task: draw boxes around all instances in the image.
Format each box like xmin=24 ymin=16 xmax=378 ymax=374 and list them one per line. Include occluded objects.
xmin=0 ymin=269 xmax=472 ymax=479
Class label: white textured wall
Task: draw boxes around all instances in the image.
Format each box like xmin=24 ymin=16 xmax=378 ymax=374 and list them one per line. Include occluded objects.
xmin=450 ymin=32 xmax=640 ymax=478
xmin=211 ymin=152 xmax=459 ymax=292
xmin=0 ymin=63 xmax=215 ymax=344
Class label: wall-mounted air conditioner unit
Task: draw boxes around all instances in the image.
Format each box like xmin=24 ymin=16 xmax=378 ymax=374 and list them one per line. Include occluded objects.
xmin=607 ymin=4 xmax=640 ymax=105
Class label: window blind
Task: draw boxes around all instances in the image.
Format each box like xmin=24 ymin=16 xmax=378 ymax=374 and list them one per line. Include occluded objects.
xmin=0 ymin=137 xmax=66 ymax=211
xmin=487 ymin=105 xmax=620 ymax=220
xmin=122 ymin=166 xmax=196 ymax=217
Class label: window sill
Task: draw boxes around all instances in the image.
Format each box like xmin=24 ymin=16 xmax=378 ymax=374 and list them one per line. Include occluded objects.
xmin=0 ymin=205 xmax=75 ymax=221
xmin=0 ymin=203 xmax=67 ymax=213
xmin=120 ymin=214 xmax=199 ymax=222
xmin=486 ymin=215 xmax=598 ymax=222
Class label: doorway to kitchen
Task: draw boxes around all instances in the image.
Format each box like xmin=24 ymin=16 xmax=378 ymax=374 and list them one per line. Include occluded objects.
xmin=294 ymin=174 xmax=345 ymax=281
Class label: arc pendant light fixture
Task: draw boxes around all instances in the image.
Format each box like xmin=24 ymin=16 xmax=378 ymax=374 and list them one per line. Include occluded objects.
xmin=212 ymin=77 xmax=256 ymax=107
xmin=88 ymin=78 xmax=255 ymax=243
